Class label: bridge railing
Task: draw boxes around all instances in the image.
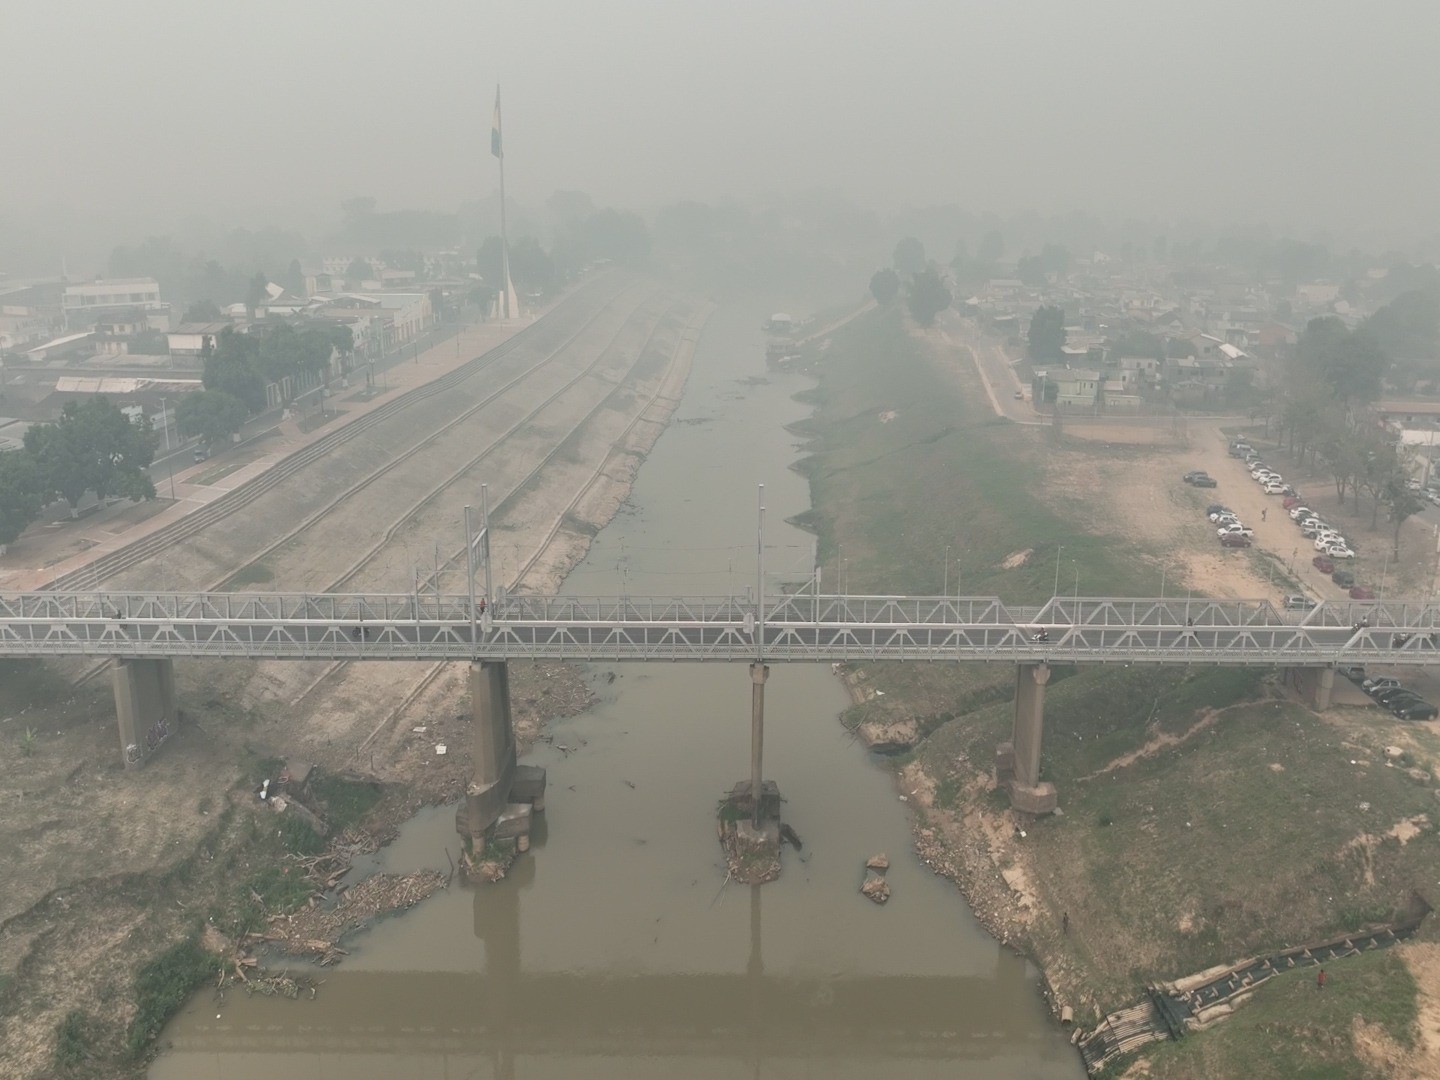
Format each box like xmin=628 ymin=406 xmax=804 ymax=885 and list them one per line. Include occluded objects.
xmin=5 ymin=591 xmax=1440 ymax=664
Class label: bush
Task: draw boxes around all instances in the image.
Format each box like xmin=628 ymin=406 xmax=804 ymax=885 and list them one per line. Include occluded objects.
xmin=55 ymin=1009 xmax=92 ymax=1068
xmin=278 ymin=815 xmax=325 ymax=856
xmin=309 ymin=773 xmax=382 ymax=831
xmin=126 ymin=939 xmax=222 ymax=1058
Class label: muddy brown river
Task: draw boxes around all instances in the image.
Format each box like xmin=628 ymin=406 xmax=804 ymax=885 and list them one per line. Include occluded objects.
xmin=151 ymin=299 xmax=1084 ymax=1079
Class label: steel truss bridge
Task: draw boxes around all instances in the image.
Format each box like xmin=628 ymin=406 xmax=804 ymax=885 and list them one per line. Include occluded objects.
xmin=3 ymin=591 xmax=1440 ymax=667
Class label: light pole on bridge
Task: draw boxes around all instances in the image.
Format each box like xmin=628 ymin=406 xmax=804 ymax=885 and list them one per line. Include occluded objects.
xmin=1053 ymin=545 xmax=1063 ymax=598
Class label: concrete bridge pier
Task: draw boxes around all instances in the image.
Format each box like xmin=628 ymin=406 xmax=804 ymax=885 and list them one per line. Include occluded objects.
xmin=111 ymin=657 xmax=177 ymax=767
xmin=995 ymin=662 xmax=1057 ymax=814
xmin=456 ymin=661 xmax=545 ymax=853
xmin=1289 ymin=666 xmax=1335 ymax=711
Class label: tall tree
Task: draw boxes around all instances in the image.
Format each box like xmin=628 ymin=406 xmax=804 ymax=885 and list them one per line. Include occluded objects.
xmin=176 ymin=391 xmax=248 ymax=448
xmin=182 ymin=299 xmax=224 ymax=323
xmin=23 ymin=398 xmax=156 ymax=514
xmin=1383 ymin=475 xmax=1425 ymax=561
xmin=869 ymin=268 xmax=900 ymax=306
xmin=0 ymin=451 xmax=44 ymax=551
xmin=977 ymin=229 xmax=1004 ymax=271
xmin=1295 ymin=316 xmax=1390 ymax=405
xmin=245 ymin=272 xmax=269 ymax=318
xmin=344 ymin=257 xmax=373 ymax=282
xmin=892 ymin=237 xmax=927 ymax=277
xmin=1016 ymin=255 xmax=1046 ymax=286
xmin=905 ymin=268 xmax=951 ymax=327
xmin=1027 ymin=306 xmax=1066 ymax=362
xmin=282 ymin=258 xmax=306 ymax=298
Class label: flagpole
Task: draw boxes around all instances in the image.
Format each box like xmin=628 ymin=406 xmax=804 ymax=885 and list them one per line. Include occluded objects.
xmin=496 ymin=85 xmax=511 ymax=320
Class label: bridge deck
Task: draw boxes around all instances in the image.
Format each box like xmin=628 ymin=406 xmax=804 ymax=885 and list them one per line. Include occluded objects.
xmin=3 ymin=592 xmax=1439 ymax=665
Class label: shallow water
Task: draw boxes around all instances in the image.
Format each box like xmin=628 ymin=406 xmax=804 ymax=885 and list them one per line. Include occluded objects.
xmin=151 ymin=299 xmax=1083 ymax=1079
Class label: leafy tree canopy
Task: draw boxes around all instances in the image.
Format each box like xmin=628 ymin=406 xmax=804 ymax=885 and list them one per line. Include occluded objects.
xmin=22 ymin=397 xmax=156 ymax=513
xmin=870 ymin=268 xmax=900 ymax=306
xmin=176 ymin=391 xmax=248 ymax=448
xmin=0 ymin=450 xmax=45 ymax=548
xmin=905 ymin=268 xmax=951 ymax=327
xmin=1027 ymin=305 xmax=1066 ymax=362
xmin=182 ymin=299 xmax=224 ymax=323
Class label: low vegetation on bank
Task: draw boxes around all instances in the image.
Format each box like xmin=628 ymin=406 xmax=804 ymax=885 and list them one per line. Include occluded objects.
xmin=800 ymin=305 xmax=1440 ymax=1076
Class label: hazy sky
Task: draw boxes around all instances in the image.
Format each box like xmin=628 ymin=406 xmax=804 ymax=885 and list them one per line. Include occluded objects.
xmin=5 ymin=0 xmax=1438 ymax=249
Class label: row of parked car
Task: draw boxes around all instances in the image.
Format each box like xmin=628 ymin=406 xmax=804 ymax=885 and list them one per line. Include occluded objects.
xmin=1351 ymin=671 xmax=1439 ymax=721
xmin=1228 ymin=440 xmax=1379 ymax=598
xmin=1202 ymin=502 xmax=1254 ymax=547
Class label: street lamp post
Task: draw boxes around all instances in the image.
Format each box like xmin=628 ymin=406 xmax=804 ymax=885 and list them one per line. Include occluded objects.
xmin=159 ymin=397 xmax=172 ymax=452
xmin=1053 ymin=545 xmax=1063 ymax=597
xmin=943 ymin=545 xmax=950 ymax=598
xmin=1072 ymin=561 xmax=1079 ymax=606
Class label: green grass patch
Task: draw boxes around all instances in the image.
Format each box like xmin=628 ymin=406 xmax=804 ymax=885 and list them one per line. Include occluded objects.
xmin=278 ymin=815 xmax=326 ymax=856
xmin=802 ymin=305 xmax=1158 ymax=601
xmin=1020 ymin=698 xmax=1440 ymax=1007
xmin=126 ymin=938 xmax=223 ymax=1059
xmin=54 ymin=1009 xmax=94 ymax=1069
xmin=310 ymin=772 xmax=383 ymax=832
xmin=1142 ymin=949 xmax=1418 ymax=1079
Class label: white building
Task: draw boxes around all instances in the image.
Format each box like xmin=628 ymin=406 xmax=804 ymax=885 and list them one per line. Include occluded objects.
xmin=63 ymin=278 xmax=171 ymax=331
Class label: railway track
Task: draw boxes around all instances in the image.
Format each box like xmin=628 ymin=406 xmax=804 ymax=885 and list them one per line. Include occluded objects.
xmin=48 ymin=275 xmax=633 ymax=594
xmin=212 ymin=283 xmax=661 ymax=593
xmin=348 ymin=303 xmax=711 ymax=752
xmin=282 ymin=296 xmax=693 ymax=713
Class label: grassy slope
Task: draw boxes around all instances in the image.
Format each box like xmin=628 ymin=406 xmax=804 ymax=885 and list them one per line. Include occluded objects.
xmin=801 ymin=305 xmax=1438 ymax=1070
xmin=1143 ymin=949 xmax=1418 ymax=1079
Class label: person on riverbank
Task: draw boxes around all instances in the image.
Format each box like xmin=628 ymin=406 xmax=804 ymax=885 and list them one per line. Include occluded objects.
xmin=1317 ymin=968 xmax=1326 ymax=990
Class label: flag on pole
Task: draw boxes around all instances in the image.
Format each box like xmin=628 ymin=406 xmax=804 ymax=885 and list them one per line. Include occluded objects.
xmin=491 ymin=86 xmax=503 ymax=159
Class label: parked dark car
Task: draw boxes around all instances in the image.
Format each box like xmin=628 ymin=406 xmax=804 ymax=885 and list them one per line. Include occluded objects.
xmin=1192 ymin=476 xmax=1217 ymax=488
xmin=1337 ymin=665 xmax=1366 ymax=683
xmin=1395 ymin=702 xmax=1440 ymax=721
xmin=1283 ymin=496 xmax=1303 ymax=509
xmin=1313 ymin=555 xmax=1335 ymax=574
xmin=1332 ymin=569 xmax=1356 ymax=588
xmin=1374 ymin=687 xmax=1419 ymax=706
xmin=1219 ymin=533 xmax=1251 ymax=548
xmin=1183 ymin=470 xmax=1208 ymax=482
xmin=1205 ymin=503 xmax=1229 ymax=517
xmin=1349 ymin=585 xmax=1375 ymax=600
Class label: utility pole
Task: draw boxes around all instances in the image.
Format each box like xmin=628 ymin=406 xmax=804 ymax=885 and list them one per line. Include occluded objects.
xmin=493 ymin=85 xmax=511 ymax=320
xmin=464 ymin=504 xmax=477 ymax=645
xmin=159 ymin=396 xmax=172 ymax=451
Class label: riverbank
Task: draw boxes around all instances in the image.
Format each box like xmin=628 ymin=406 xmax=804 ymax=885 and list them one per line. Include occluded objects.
xmin=0 ymin=295 xmax=711 ymax=1079
xmin=799 ymin=303 xmax=1440 ymax=1076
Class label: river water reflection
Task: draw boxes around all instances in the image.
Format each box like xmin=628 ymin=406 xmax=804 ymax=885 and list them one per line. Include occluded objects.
xmin=151 ymin=300 xmax=1083 ymax=1079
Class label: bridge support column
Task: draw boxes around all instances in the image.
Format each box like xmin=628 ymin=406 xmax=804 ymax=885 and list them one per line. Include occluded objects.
xmin=111 ymin=657 xmax=177 ymax=768
xmin=1290 ymin=666 xmax=1335 ymax=712
xmin=995 ymin=662 xmax=1057 ymax=814
xmin=457 ymin=661 xmax=546 ymax=854
xmin=750 ymin=662 xmax=768 ymax=826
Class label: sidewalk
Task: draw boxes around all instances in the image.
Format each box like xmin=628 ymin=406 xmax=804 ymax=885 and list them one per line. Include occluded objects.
xmin=0 ymin=316 xmax=540 ymax=592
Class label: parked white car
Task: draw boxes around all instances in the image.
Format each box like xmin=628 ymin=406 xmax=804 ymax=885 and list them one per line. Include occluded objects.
xmin=1262 ymin=482 xmax=1287 ymax=494
xmin=1325 ymin=544 xmax=1356 ymax=559
xmin=1289 ymin=506 xmax=1313 ymax=520
xmin=1219 ymin=524 xmax=1255 ymax=538
xmin=1315 ymin=534 xmax=1345 ymax=550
